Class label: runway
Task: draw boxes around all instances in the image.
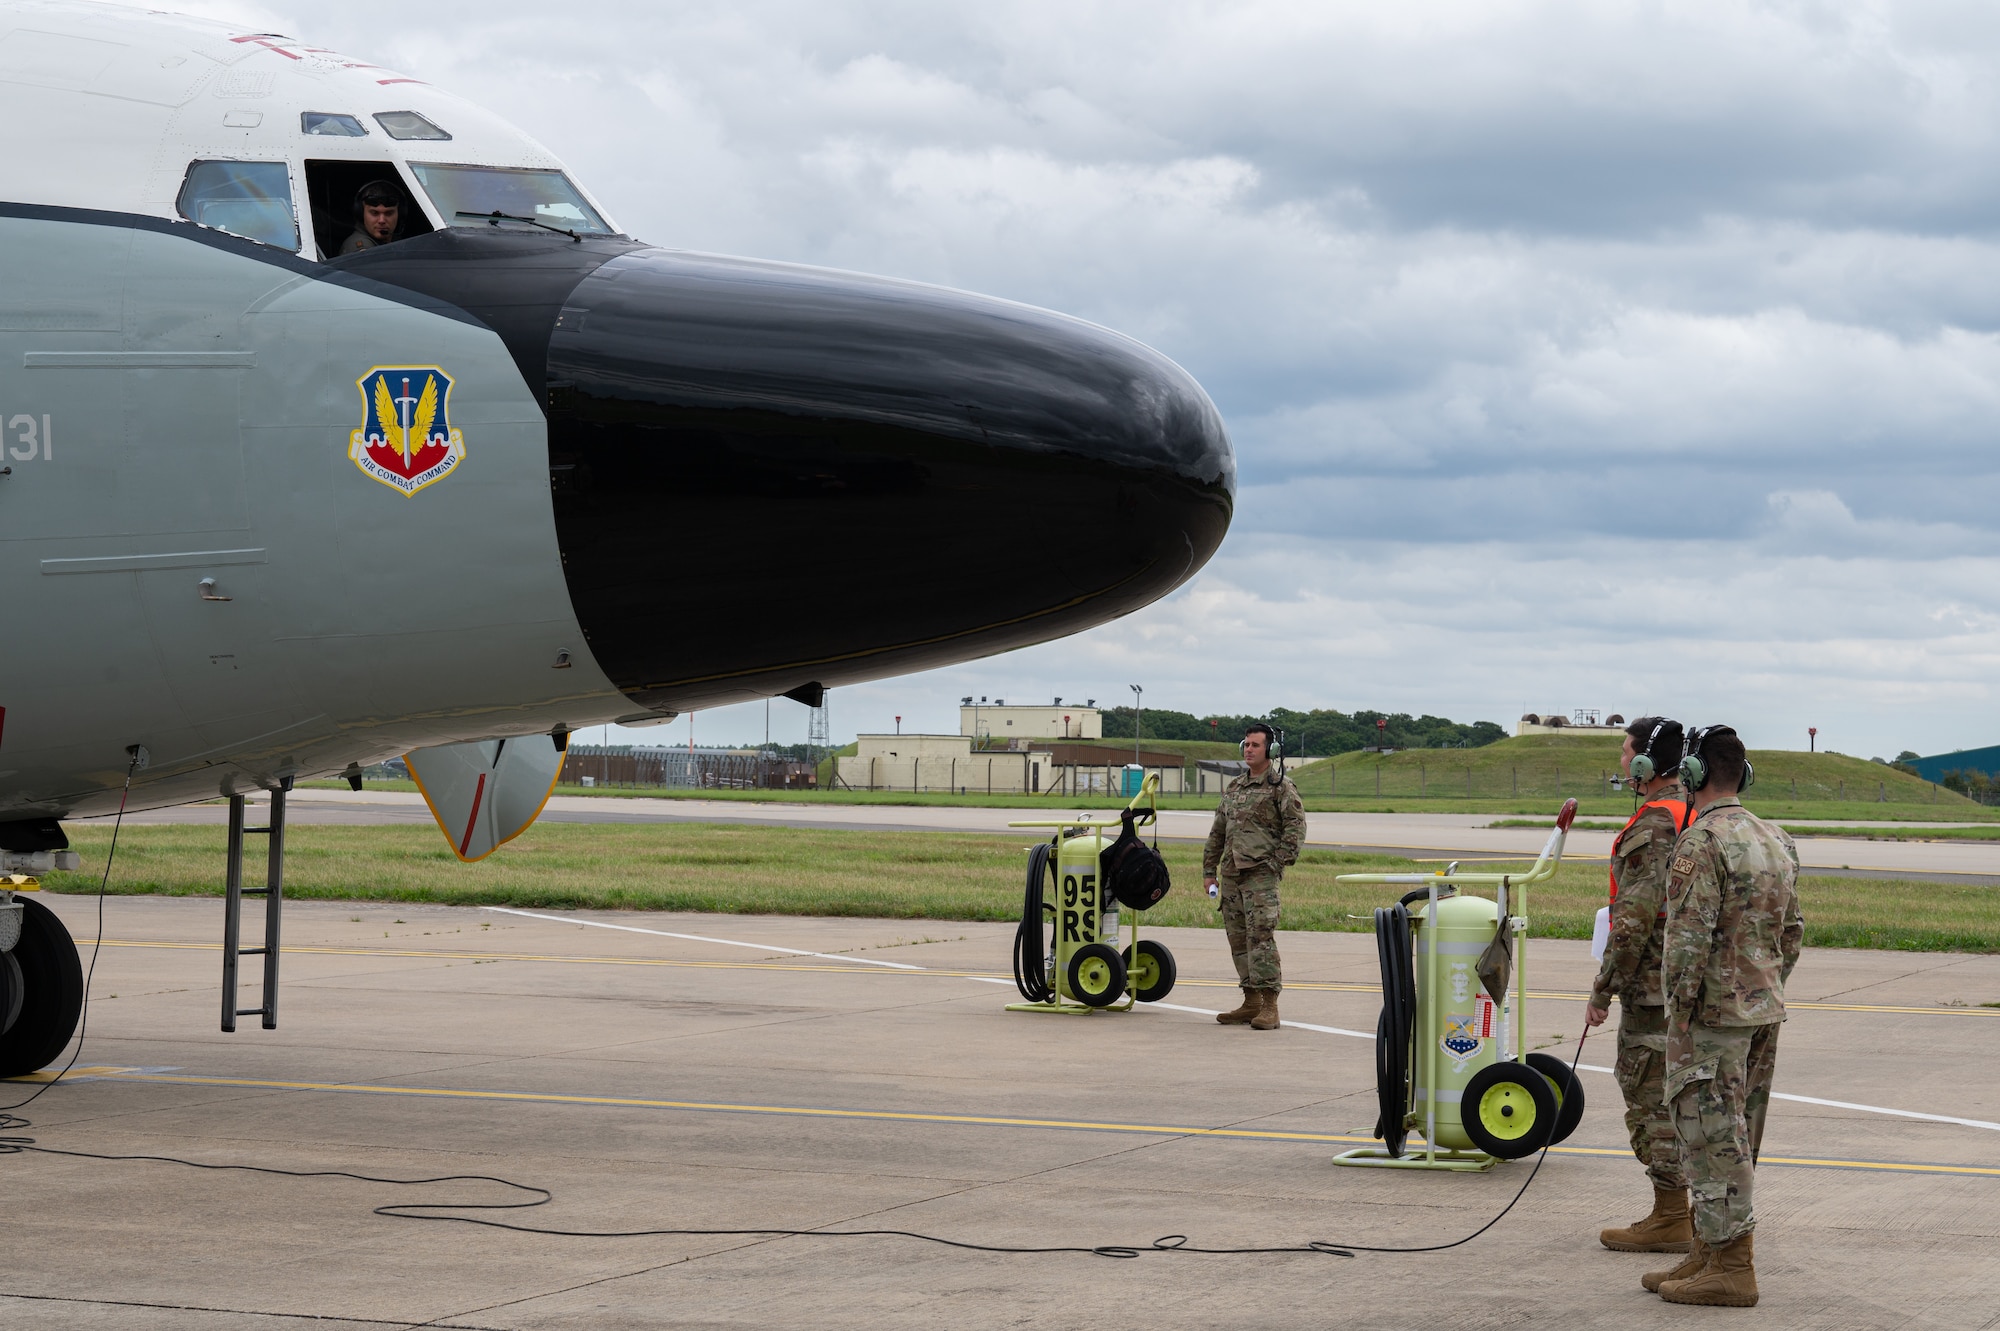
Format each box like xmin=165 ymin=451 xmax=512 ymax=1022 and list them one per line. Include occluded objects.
xmin=5 ymin=894 xmax=1997 ymax=1328
xmin=87 ymin=788 xmax=2000 ymax=884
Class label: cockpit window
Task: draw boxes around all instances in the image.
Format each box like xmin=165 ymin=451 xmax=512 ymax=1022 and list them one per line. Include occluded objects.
xmin=409 ymin=163 xmax=614 ymax=236
xmin=374 ymin=110 xmax=451 ymax=141
xmin=302 ymin=111 xmax=367 ymax=137
xmin=176 ymin=160 xmax=299 ymax=251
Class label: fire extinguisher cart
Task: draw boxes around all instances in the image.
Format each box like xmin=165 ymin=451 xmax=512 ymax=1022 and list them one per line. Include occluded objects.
xmin=1004 ymin=774 xmax=1178 ymax=1014
xmin=1330 ymin=799 xmax=1586 ymax=1171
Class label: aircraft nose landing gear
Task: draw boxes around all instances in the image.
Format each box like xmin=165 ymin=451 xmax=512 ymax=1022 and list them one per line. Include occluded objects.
xmin=0 ymin=891 xmax=85 ymax=1080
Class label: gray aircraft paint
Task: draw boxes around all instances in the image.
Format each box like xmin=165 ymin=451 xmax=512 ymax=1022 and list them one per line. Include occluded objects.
xmin=0 ymin=212 xmax=628 ymax=821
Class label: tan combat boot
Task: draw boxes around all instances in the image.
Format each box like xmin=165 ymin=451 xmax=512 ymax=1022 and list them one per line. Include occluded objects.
xmin=1250 ymin=990 xmax=1280 ymax=1030
xmin=1659 ymin=1232 xmax=1757 ymax=1306
xmin=1601 ymin=1185 xmax=1693 ymax=1252
xmin=1216 ymin=988 xmax=1259 ymax=1024
xmin=1642 ymin=1239 xmax=1710 ymax=1294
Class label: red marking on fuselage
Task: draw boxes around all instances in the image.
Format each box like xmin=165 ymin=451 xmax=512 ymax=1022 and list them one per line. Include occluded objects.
xmin=229 ymin=34 xmax=302 ymax=59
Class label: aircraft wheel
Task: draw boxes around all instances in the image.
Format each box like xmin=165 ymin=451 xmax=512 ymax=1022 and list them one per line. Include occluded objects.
xmin=1461 ymin=1060 xmax=1557 ymax=1160
xmin=1523 ymin=1051 xmax=1586 ymax=1145
xmin=0 ymin=897 xmax=84 ymax=1079
xmin=1122 ymin=940 xmax=1177 ymax=1002
xmin=1065 ymin=942 xmax=1127 ymax=1008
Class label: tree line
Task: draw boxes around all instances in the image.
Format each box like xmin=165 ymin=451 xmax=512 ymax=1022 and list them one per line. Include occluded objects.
xmin=1101 ymin=706 xmax=1508 ymax=755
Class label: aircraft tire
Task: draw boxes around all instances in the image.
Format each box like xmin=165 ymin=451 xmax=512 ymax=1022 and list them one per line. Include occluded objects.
xmin=0 ymin=897 xmax=84 ymax=1079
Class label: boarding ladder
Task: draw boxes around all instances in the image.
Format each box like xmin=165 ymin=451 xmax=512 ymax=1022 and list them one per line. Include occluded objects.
xmin=220 ymin=780 xmax=288 ymax=1032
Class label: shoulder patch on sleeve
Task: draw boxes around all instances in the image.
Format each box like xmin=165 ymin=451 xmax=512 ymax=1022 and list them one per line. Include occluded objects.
xmin=1672 ymin=855 xmax=1696 ymax=876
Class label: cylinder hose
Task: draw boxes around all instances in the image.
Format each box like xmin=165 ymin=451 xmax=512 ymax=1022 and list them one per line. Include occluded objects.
xmin=1012 ymin=841 xmax=1056 ymax=1002
xmin=1372 ymin=903 xmax=1417 ymax=1157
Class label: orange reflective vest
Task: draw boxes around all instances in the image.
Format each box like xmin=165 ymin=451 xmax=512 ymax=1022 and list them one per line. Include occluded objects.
xmin=1608 ymin=797 xmax=1695 ymax=906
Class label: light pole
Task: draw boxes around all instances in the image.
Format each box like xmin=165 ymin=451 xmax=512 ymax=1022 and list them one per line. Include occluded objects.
xmin=1809 ymin=727 xmax=1817 ymax=753
xmin=1130 ymin=684 xmax=1143 ymax=769
xmin=895 ymin=714 xmax=901 ymax=736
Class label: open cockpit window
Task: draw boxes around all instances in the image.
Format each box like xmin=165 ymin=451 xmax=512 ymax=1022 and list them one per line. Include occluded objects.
xmin=409 ymin=163 xmax=614 ymax=236
xmin=302 ymin=111 xmax=367 ymax=137
xmin=303 ymin=160 xmax=437 ymax=259
xmin=176 ymin=161 xmax=299 ymax=251
xmin=374 ymin=110 xmax=451 ymax=140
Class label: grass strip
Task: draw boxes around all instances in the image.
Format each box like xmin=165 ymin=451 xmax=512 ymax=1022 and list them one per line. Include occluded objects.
xmin=39 ymin=823 xmax=2000 ymax=954
xmin=301 ymin=779 xmax=2000 ymax=824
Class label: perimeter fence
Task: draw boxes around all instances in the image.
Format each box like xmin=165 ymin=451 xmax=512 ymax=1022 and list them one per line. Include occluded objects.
xmin=1291 ymin=761 xmax=1951 ymax=805
xmin=559 ymin=747 xmax=815 ymax=790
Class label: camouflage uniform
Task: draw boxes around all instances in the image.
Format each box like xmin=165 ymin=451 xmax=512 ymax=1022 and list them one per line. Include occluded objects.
xmin=1663 ymin=799 xmax=1804 ymax=1246
xmin=1202 ymin=766 xmax=1305 ymax=992
xmin=1589 ymin=781 xmax=1692 ymax=1192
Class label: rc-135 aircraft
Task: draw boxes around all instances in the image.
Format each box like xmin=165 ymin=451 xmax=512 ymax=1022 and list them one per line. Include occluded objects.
xmin=0 ymin=0 xmax=1233 ymax=1076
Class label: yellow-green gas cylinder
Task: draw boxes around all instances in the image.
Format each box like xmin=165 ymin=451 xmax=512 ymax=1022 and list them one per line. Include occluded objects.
xmin=1053 ymin=831 xmax=1116 ymax=1000
xmin=1410 ymin=892 xmax=1510 ymax=1151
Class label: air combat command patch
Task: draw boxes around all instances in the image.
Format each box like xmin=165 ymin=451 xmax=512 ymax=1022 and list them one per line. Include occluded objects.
xmin=350 ymin=366 xmax=466 ymax=496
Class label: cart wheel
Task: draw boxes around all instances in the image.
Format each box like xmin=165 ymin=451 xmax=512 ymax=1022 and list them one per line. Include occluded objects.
xmin=1065 ymin=943 xmax=1127 ymax=1008
xmin=1523 ymin=1052 xmax=1586 ymax=1145
xmin=1461 ymin=1061 xmax=1557 ymax=1160
xmin=1122 ymin=940 xmax=1177 ymax=1002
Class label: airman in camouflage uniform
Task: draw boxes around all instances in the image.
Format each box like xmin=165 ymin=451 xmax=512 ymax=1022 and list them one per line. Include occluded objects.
xmin=1202 ymin=724 xmax=1305 ymax=1031
xmin=1644 ymin=725 xmax=1803 ymax=1309
xmin=1586 ymin=717 xmax=1695 ymax=1254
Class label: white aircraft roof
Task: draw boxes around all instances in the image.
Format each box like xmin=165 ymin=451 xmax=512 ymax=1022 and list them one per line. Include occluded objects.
xmin=0 ymin=0 xmax=617 ymax=251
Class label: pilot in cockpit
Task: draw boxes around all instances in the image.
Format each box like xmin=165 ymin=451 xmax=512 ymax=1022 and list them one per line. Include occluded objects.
xmin=339 ymin=179 xmax=406 ymax=254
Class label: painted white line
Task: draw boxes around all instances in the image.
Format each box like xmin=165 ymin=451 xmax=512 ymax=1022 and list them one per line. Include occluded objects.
xmin=1756 ymin=1091 xmax=2000 ymax=1131
xmin=487 ymin=909 xmax=2000 ymax=1133
xmin=1150 ymin=1001 xmax=1376 ymax=1039
xmin=478 ymin=906 xmax=924 ymax=969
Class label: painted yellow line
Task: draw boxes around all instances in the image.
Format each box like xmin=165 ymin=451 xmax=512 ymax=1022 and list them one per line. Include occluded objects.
xmin=92 ymin=1070 xmax=1372 ymax=1143
xmin=62 ymin=1070 xmax=2000 ymax=1178
xmin=74 ymin=939 xmax=955 ymax=978
xmin=75 ymin=940 xmax=1999 ymax=1017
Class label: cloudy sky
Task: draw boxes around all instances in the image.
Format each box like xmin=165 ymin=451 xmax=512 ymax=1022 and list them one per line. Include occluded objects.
xmin=189 ymin=0 xmax=2000 ymax=756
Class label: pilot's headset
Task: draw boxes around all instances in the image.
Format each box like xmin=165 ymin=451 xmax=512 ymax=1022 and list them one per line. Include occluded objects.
xmin=353 ymin=179 xmax=406 ymax=238
xmin=1626 ymin=717 xmax=1685 ymax=784
xmin=1679 ymin=725 xmax=1756 ymax=793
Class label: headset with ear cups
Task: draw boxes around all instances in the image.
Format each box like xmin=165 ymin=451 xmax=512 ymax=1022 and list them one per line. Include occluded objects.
xmin=1242 ymin=725 xmax=1281 ymax=760
xmin=1628 ymin=718 xmax=1670 ymax=784
xmin=1680 ymin=725 xmax=1755 ymax=793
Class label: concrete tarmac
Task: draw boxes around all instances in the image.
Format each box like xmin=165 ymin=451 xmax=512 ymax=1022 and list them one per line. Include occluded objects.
xmin=90 ymin=789 xmax=2000 ymax=882
xmin=5 ymin=893 xmax=1999 ymax=1328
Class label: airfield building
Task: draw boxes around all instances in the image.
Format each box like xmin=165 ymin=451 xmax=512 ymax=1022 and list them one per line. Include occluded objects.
xmin=1904 ymin=745 xmax=2000 ymax=784
xmin=959 ymin=703 xmax=1101 ymax=740
xmin=838 ymin=732 xmax=1184 ymax=794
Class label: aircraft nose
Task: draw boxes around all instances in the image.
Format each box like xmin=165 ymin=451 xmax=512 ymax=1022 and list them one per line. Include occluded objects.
xmin=544 ymin=248 xmax=1235 ymax=713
